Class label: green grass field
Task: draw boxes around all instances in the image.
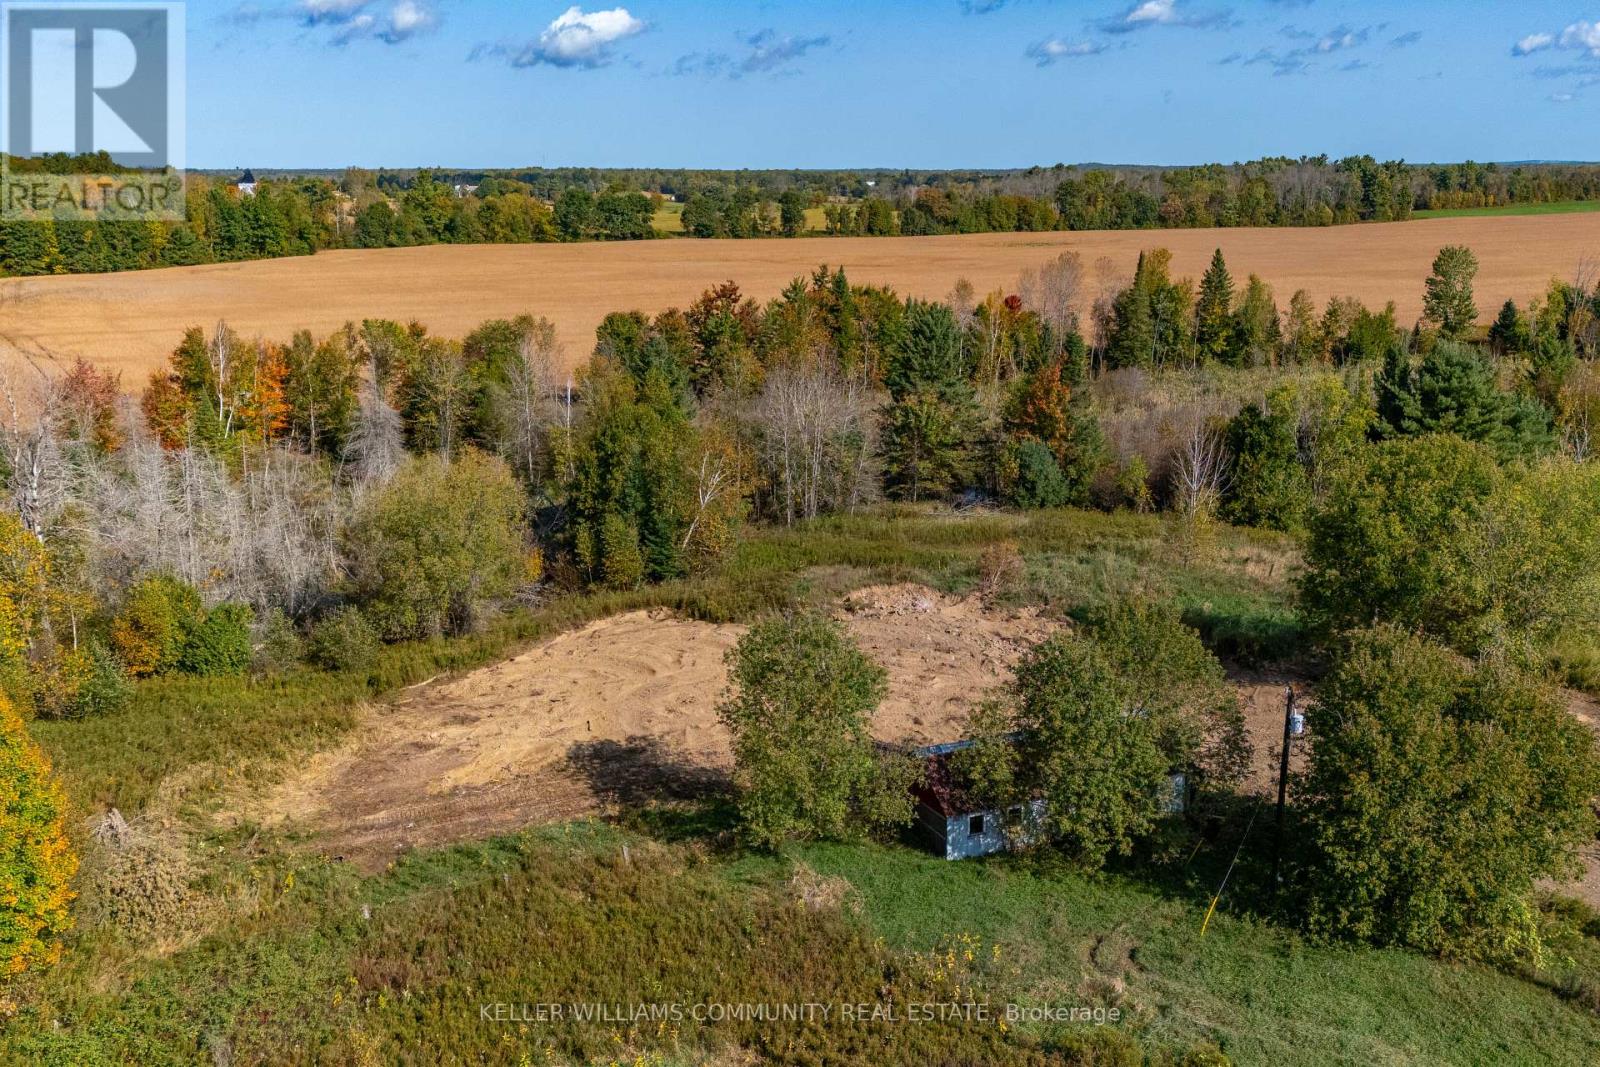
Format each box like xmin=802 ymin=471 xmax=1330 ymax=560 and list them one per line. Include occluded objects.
xmin=1412 ymin=200 xmax=1600 ymax=220
xmin=651 ymin=199 xmax=686 ymax=233
xmin=650 ymin=200 xmax=832 ymax=236
xmin=10 ymin=507 xmax=1600 ymax=1065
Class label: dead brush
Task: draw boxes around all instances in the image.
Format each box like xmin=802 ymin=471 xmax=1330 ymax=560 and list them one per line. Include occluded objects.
xmin=79 ymin=808 xmax=200 ymax=943
xmin=976 ymin=539 xmax=1026 ymax=602
xmin=788 ymin=862 xmax=860 ymax=914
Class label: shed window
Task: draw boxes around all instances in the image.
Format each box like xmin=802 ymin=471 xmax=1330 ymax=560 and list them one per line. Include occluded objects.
xmin=968 ymin=814 xmax=986 ymax=836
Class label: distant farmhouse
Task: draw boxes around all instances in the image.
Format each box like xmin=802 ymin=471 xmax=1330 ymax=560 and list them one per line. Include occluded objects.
xmin=453 ymin=183 xmax=479 ymax=198
xmin=235 ymin=169 xmax=258 ymax=197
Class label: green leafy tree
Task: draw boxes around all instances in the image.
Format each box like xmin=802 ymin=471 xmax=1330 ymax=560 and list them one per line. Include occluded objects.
xmin=1297 ymin=627 xmax=1600 ymax=961
xmin=554 ymin=187 xmax=597 ymax=240
xmin=778 ymin=189 xmax=808 ymax=237
xmin=1421 ymin=245 xmax=1479 ymax=339
xmin=1232 ymin=274 xmax=1282 ymax=368
xmin=347 ymin=451 xmax=529 ymax=639
xmin=717 ymin=613 xmax=915 ymax=848
xmin=1006 ymin=634 xmax=1172 ymax=866
xmin=1301 ymin=437 xmax=1600 ymax=651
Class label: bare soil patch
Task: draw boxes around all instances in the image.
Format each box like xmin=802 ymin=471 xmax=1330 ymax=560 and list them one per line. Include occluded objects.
xmin=250 ymin=585 xmax=1053 ymax=869
xmin=243 ymin=589 xmax=1600 ymax=905
xmin=7 ymin=214 xmax=1600 ymax=386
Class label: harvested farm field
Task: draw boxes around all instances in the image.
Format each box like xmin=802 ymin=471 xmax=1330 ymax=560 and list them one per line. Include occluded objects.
xmin=7 ymin=212 xmax=1600 ymax=385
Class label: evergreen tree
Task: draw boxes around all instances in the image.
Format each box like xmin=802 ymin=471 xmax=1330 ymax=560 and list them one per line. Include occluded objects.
xmin=882 ymin=301 xmax=980 ymax=501
xmin=1487 ymin=299 xmax=1530 ymax=355
xmin=1376 ymin=341 xmax=1554 ymax=459
xmin=1195 ymin=248 xmax=1235 ymax=363
xmin=1222 ymin=401 xmax=1309 ymax=530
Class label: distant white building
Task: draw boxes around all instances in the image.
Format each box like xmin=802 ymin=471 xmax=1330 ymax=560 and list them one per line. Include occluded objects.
xmin=453 ymin=183 xmax=479 ymax=198
xmin=235 ymin=169 xmax=258 ymax=197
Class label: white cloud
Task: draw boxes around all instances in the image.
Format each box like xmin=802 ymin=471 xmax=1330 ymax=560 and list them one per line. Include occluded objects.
xmin=1552 ymin=91 xmax=1576 ymax=102
xmin=1028 ymin=38 xmax=1107 ymax=66
xmin=1512 ymin=23 xmax=1600 ymax=59
xmin=512 ymin=6 xmax=646 ymax=68
xmin=325 ymin=0 xmax=435 ymax=45
xmin=1560 ymin=21 xmax=1600 ymax=56
xmin=1315 ymin=26 xmax=1369 ymax=54
xmin=388 ymin=0 xmax=433 ymax=38
xmin=1513 ymin=32 xmax=1555 ymax=57
xmin=1101 ymin=0 xmax=1230 ymax=35
xmin=1125 ymin=0 xmax=1177 ymax=25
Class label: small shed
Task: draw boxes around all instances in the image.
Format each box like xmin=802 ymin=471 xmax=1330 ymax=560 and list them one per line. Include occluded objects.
xmin=235 ymin=169 xmax=258 ymax=197
xmin=910 ymin=741 xmax=1046 ymax=861
xmin=908 ymin=740 xmax=1192 ymax=861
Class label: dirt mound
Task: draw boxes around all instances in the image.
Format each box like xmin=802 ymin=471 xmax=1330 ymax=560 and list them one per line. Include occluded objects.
xmin=251 ymin=586 xmax=1055 ymax=869
xmin=841 ymin=584 xmax=1056 ymax=746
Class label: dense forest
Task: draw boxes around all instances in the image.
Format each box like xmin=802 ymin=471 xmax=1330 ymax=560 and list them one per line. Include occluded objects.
xmin=5 ymin=153 xmax=1600 ymax=276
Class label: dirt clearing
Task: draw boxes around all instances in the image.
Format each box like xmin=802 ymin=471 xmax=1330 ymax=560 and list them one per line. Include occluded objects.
xmin=246 ymin=586 xmax=1600 ymax=906
xmin=251 ymin=585 xmax=1054 ymax=869
xmin=8 ymin=213 xmax=1600 ymax=387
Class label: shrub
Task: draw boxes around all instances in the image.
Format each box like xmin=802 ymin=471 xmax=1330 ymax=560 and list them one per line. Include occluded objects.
xmin=347 ymin=451 xmax=527 ymax=640
xmin=1296 ymin=626 xmax=1600 ymax=962
xmin=0 ymin=692 xmax=76 ymax=979
xmin=999 ymin=438 xmax=1071 ymax=509
xmin=718 ymin=612 xmax=916 ymax=848
xmin=975 ymin=540 xmax=1025 ymax=600
xmin=176 ymin=602 xmax=254 ymax=677
xmin=252 ymin=608 xmax=305 ymax=676
xmin=111 ymin=574 xmax=204 ymax=678
xmin=33 ymin=642 xmax=130 ymax=720
xmin=307 ymin=607 xmax=382 ymax=673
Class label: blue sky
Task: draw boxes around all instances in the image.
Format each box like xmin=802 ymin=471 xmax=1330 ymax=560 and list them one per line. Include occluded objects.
xmin=187 ymin=0 xmax=1600 ymax=168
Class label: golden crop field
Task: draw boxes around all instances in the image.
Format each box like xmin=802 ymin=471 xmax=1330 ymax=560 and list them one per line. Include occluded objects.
xmin=4 ymin=212 xmax=1599 ymax=385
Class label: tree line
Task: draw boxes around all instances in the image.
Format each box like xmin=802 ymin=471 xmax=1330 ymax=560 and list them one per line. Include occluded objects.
xmin=9 ymin=153 xmax=1600 ymax=276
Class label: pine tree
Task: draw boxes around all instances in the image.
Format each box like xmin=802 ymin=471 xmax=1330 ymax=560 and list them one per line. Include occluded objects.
xmin=1195 ymin=248 xmax=1235 ymax=364
xmin=1487 ymin=299 xmax=1529 ymax=355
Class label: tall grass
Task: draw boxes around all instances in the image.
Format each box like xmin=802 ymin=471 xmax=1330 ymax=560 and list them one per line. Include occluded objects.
xmin=9 ymin=822 xmax=1598 ymax=1065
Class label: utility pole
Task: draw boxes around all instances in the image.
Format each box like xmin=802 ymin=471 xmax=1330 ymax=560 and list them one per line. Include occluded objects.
xmin=1271 ymin=686 xmax=1297 ymax=889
